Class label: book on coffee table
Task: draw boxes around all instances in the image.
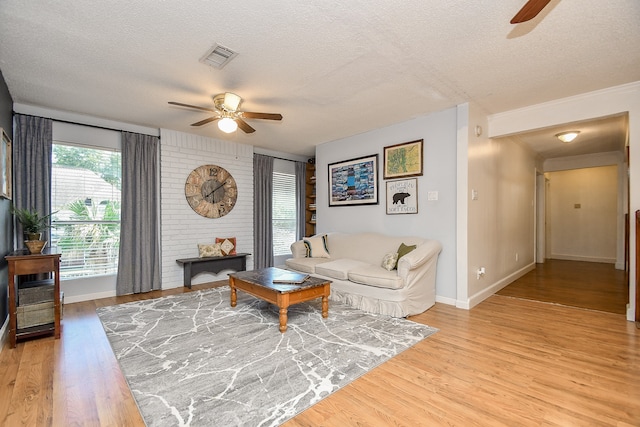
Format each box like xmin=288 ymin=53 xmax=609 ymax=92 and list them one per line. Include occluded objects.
xmin=272 ymin=271 xmax=310 ymax=284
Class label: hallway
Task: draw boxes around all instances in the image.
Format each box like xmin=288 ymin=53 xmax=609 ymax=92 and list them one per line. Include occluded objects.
xmin=497 ymin=259 xmax=628 ymax=314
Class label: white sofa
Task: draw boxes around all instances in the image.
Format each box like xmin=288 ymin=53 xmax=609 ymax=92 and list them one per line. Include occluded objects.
xmin=285 ymin=232 xmax=442 ymax=317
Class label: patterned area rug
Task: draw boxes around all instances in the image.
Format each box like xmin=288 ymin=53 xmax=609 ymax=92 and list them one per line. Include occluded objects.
xmin=97 ymin=287 xmax=437 ymax=427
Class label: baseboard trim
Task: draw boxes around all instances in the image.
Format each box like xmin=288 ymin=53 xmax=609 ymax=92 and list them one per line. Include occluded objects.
xmin=435 ymin=295 xmax=456 ymax=306
xmin=461 ymin=262 xmax=536 ymax=310
xmin=64 ymin=290 xmax=117 ymax=304
xmin=549 ymin=254 xmax=615 ymax=264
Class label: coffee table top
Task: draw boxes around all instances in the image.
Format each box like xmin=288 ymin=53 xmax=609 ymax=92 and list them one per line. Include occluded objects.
xmin=229 ymin=267 xmax=330 ymax=294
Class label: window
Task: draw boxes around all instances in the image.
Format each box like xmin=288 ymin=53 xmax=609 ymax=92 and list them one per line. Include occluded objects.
xmin=272 ymin=171 xmax=297 ymax=256
xmin=51 ymin=143 xmax=121 ymax=278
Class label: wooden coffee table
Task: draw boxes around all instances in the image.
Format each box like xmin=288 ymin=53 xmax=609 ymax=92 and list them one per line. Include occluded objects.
xmin=228 ymin=267 xmax=331 ymax=332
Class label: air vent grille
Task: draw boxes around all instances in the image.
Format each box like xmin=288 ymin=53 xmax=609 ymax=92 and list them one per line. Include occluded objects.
xmin=200 ymin=43 xmax=238 ymax=69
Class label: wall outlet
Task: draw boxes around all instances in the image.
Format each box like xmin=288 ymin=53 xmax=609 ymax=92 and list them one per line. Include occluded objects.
xmin=515 ymin=253 xmax=519 ymax=262
xmin=476 ymin=267 xmax=485 ymax=279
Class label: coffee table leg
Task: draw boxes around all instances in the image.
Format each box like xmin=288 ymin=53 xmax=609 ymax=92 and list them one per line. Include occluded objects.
xmin=229 ymin=277 xmax=237 ymax=307
xmin=322 ymin=295 xmax=329 ymax=318
xmin=279 ymin=307 xmax=288 ymax=332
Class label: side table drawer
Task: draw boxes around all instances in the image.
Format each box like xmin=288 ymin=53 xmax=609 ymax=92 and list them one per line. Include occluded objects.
xmin=13 ymin=257 xmax=57 ymax=275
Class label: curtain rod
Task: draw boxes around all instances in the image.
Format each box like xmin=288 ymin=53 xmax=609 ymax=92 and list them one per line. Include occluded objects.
xmin=256 ymin=153 xmax=311 ymax=164
xmin=13 ymin=111 xmax=160 ymax=138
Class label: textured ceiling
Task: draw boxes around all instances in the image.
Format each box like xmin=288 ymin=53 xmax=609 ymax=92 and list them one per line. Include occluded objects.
xmin=0 ymin=0 xmax=638 ymax=157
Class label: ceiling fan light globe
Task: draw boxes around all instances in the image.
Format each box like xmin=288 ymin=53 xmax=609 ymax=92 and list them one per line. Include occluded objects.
xmin=218 ymin=117 xmax=238 ymax=133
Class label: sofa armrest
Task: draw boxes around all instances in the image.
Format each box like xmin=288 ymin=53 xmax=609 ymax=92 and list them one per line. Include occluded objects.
xmin=290 ymin=240 xmax=307 ymax=258
xmin=397 ymin=240 xmax=442 ymax=272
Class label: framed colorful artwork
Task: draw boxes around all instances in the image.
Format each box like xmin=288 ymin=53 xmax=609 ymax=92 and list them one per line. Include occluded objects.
xmin=328 ymin=154 xmax=378 ymax=207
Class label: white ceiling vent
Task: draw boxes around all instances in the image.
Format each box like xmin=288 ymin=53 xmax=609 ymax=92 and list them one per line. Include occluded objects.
xmin=199 ymin=43 xmax=238 ymax=69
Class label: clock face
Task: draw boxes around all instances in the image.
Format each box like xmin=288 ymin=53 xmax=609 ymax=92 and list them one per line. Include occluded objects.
xmin=184 ymin=165 xmax=238 ymax=218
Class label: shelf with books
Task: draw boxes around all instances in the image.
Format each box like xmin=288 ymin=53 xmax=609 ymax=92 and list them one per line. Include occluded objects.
xmin=305 ymin=163 xmax=316 ymax=237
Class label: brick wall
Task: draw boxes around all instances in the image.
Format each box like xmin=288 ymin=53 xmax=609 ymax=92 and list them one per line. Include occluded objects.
xmin=160 ymin=129 xmax=254 ymax=288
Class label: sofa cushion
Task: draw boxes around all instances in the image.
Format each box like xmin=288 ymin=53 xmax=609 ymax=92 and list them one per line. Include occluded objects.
xmin=285 ymin=257 xmax=332 ymax=274
xmin=315 ymin=259 xmax=371 ymax=280
xmin=348 ymin=266 xmax=404 ymax=290
xmin=325 ymin=232 xmax=425 ymax=265
xmin=303 ymin=235 xmax=330 ymax=258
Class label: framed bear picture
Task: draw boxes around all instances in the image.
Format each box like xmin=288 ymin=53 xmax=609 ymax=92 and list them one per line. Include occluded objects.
xmin=386 ymin=178 xmax=418 ymax=215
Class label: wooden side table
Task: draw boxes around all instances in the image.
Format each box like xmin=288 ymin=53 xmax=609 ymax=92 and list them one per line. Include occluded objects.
xmin=6 ymin=249 xmax=62 ymax=348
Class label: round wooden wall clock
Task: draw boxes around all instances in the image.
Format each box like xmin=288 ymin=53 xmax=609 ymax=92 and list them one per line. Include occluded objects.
xmin=184 ymin=164 xmax=238 ymax=218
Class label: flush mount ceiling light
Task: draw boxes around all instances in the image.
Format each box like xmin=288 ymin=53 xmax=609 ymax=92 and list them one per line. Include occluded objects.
xmin=555 ymin=131 xmax=580 ymax=143
xmin=218 ymin=117 xmax=238 ymax=133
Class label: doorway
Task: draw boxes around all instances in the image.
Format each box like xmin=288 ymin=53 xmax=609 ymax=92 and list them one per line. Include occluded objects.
xmin=501 ymin=164 xmax=627 ymax=314
xmin=500 ymin=115 xmax=630 ymax=315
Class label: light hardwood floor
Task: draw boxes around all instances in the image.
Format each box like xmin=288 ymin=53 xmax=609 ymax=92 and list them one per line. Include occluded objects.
xmin=497 ymin=259 xmax=628 ymax=314
xmin=1 ymin=281 xmax=639 ymax=426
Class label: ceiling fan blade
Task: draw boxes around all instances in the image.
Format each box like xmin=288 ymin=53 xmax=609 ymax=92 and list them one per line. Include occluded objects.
xmin=168 ymin=101 xmax=217 ymax=113
xmin=191 ymin=117 xmax=219 ymax=127
xmin=510 ymin=0 xmax=551 ymax=24
xmin=235 ymin=118 xmax=256 ymax=134
xmin=240 ymin=112 xmax=283 ymax=121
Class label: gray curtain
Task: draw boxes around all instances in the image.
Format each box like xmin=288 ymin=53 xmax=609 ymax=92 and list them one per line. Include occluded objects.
xmin=295 ymin=161 xmax=306 ymax=240
xmin=13 ymin=114 xmax=53 ymax=247
xmin=253 ymin=154 xmax=274 ymax=269
xmin=116 ymin=132 xmax=161 ymax=295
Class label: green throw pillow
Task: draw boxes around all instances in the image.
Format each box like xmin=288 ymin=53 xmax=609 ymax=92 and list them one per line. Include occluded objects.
xmin=395 ymin=243 xmax=416 ymax=268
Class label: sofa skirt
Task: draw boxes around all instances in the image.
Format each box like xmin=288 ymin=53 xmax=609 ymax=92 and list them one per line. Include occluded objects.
xmin=329 ymin=288 xmax=410 ymax=318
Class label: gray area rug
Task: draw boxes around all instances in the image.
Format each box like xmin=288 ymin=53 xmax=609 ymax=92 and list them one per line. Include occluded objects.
xmin=96 ymin=287 xmax=437 ymax=427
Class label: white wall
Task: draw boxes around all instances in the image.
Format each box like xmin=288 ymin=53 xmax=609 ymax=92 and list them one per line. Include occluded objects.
xmin=546 ymin=166 xmax=617 ymax=263
xmin=465 ymin=102 xmax=538 ymax=308
xmin=160 ymin=129 xmax=254 ymax=289
xmin=488 ymin=81 xmax=640 ymax=321
xmin=544 ymin=151 xmax=627 ymax=269
xmin=315 ymin=108 xmax=458 ymax=303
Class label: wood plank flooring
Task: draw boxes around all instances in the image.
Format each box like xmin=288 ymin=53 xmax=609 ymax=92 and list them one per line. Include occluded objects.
xmin=1 ymin=280 xmax=638 ymax=426
xmin=497 ymin=259 xmax=628 ymax=314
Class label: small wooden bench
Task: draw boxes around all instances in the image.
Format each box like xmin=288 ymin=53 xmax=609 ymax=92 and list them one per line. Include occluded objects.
xmin=176 ymin=253 xmax=250 ymax=288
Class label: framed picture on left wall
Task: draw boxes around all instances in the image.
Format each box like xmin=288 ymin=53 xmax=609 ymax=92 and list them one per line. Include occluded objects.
xmin=328 ymin=154 xmax=379 ymax=207
xmin=0 ymin=128 xmax=11 ymax=200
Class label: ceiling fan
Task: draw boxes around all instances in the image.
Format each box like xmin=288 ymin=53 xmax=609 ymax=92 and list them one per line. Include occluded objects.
xmin=168 ymin=92 xmax=283 ymax=134
xmin=511 ymin=0 xmax=552 ymax=24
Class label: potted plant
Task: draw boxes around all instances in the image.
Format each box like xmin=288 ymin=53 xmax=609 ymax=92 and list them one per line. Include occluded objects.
xmin=10 ymin=206 xmax=55 ymax=253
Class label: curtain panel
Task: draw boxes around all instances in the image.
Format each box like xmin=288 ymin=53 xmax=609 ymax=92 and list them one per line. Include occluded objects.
xmin=13 ymin=114 xmax=53 ymax=246
xmin=116 ymin=131 xmax=161 ymax=295
xmin=253 ymin=154 xmax=274 ymax=269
